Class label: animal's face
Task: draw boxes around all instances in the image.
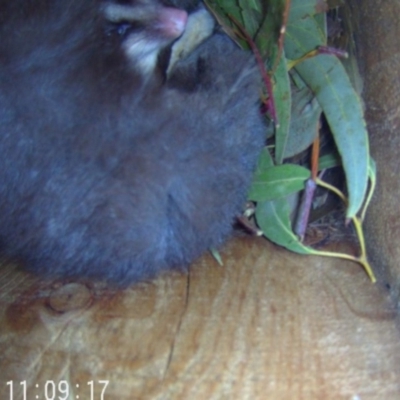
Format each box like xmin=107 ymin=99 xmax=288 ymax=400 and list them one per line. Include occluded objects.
xmin=103 ymin=0 xmax=188 ymax=74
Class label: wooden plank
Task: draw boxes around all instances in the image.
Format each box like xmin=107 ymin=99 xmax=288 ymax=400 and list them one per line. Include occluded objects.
xmin=0 ymin=238 xmax=399 ymax=399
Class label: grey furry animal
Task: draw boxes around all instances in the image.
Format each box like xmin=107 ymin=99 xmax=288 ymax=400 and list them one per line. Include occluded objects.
xmin=0 ymin=0 xmax=265 ymax=284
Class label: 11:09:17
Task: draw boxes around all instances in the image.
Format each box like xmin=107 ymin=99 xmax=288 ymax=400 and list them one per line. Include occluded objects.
xmin=6 ymin=380 xmax=109 ymax=400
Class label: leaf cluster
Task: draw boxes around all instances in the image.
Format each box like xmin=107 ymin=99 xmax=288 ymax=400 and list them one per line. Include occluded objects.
xmin=205 ymin=0 xmax=376 ymax=281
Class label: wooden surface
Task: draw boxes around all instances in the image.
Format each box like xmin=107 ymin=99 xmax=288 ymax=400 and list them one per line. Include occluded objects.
xmin=355 ymin=0 xmax=400 ymax=295
xmin=1 ymin=237 xmax=400 ymax=399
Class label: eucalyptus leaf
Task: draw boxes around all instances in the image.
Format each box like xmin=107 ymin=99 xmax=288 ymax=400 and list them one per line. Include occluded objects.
xmin=248 ymin=164 xmax=310 ymax=201
xmin=210 ymin=247 xmax=224 ymax=266
xmin=255 ymin=199 xmax=316 ymax=254
xmin=368 ymin=157 xmax=377 ymax=179
xmin=288 ymin=0 xmax=328 ymax=23
xmin=254 ymin=148 xmax=275 ymax=172
xmin=294 ymin=55 xmax=369 ymax=218
xmin=318 ymin=153 xmax=341 ymax=170
xmin=314 ymin=9 xmax=327 ymax=35
xmin=285 ymin=12 xmax=326 ymax=58
xmin=254 ymin=0 xmax=287 ymax=60
xmin=204 ymin=0 xmax=243 ymax=41
xmin=213 ymin=0 xmax=242 ymax=21
xmin=240 ymin=9 xmax=260 ymax=37
xmin=283 ymin=84 xmax=322 ymax=159
xmin=242 ymin=0 xmax=262 ymax=11
xmin=273 ymin=53 xmax=292 ymax=164
xmin=285 ymin=15 xmax=369 ymax=218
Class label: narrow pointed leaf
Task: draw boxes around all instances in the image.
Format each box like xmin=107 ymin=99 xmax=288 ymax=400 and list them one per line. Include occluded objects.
xmin=285 ymin=15 xmax=369 ymax=217
xmin=248 ymin=164 xmax=310 ymax=201
xmin=288 ymin=0 xmax=328 ymax=23
xmin=294 ymin=55 xmax=369 ymax=217
xmin=254 ymin=0 xmax=288 ymax=60
xmin=282 ymin=83 xmax=321 ymax=159
xmin=255 ymin=199 xmax=316 ymax=254
xmin=318 ymin=153 xmax=341 ymax=170
xmin=273 ymin=53 xmax=292 ymax=163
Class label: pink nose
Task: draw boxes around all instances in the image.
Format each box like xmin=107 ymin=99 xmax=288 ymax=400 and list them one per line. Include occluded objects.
xmin=156 ymin=7 xmax=188 ymax=39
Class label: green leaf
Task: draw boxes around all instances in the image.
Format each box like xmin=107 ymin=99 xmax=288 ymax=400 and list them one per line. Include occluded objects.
xmin=255 ymin=199 xmax=317 ymax=254
xmin=238 ymin=0 xmax=262 ymax=37
xmin=282 ymin=82 xmax=322 ymax=159
xmin=368 ymin=157 xmax=377 ymax=180
xmin=212 ymin=0 xmax=242 ymax=21
xmin=254 ymin=148 xmax=275 ymax=172
xmin=285 ymin=15 xmax=369 ymax=218
xmin=255 ymin=0 xmax=288 ymax=60
xmin=296 ymin=56 xmax=369 ymax=217
xmin=288 ymin=0 xmax=328 ymax=23
xmin=205 ymin=0 xmax=265 ymax=49
xmin=204 ymin=0 xmax=244 ymax=45
xmin=210 ymin=247 xmax=224 ymax=266
xmin=285 ymin=12 xmax=326 ymax=58
xmin=248 ymin=164 xmax=310 ymax=201
xmin=359 ymin=156 xmax=376 ymax=221
xmin=318 ymin=153 xmax=341 ymax=170
xmin=273 ymin=53 xmax=292 ymax=164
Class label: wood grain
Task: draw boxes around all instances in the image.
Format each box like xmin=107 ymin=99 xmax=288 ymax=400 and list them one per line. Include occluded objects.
xmin=0 ymin=238 xmax=399 ymax=399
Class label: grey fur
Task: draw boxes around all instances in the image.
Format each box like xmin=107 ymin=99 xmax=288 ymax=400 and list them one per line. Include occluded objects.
xmin=0 ymin=0 xmax=265 ymax=285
